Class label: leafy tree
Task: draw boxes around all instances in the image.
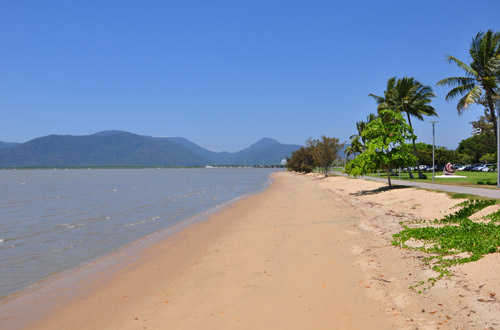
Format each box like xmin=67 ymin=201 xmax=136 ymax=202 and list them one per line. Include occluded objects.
xmin=286 ymin=146 xmax=315 ymax=173
xmin=414 ymin=143 xmax=463 ymax=167
xmin=457 ymin=132 xmax=496 ymax=163
xmin=437 ymin=30 xmax=500 ymax=144
xmin=414 ymin=142 xmax=433 ymax=166
xmin=345 ymin=109 xmax=416 ymax=187
xmin=307 ymin=136 xmax=344 ymax=177
xmin=471 ymin=111 xmax=494 ymax=135
xmin=369 ymin=76 xmax=436 ymax=179
xmin=480 ymin=153 xmax=496 ymax=163
xmin=435 ymin=148 xmax=461 ymax=167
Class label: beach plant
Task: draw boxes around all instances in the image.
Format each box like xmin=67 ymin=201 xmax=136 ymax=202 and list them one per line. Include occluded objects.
xmin=370 ymin=77 xmax=437 ymax=179
xmin=437 ymin=30 xmax=500 ymax=144
xmin=392 ymin=199 xmax=500 ymax=292
xmin=345 ymin=109 xmax=416 ymax=187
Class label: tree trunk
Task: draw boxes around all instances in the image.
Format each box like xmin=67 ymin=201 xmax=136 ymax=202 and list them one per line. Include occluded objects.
xmin=406 ymin=112 xmax=424 ymax=179
xmin=486 ymin=92 xmax=498 ymax=146
xmin=386 ymin=167 xmax=392 ymax=187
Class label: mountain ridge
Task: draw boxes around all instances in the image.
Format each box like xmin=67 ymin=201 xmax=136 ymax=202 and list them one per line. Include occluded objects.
xmin=0 ymin=131 xmax=301 ymax=167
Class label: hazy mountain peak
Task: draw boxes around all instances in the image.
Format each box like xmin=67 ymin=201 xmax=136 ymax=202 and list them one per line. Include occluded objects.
xmin=91 ymin=130 xmax=130 ymax=136
xmin=255 ymin=137 xmax=279 ymax=144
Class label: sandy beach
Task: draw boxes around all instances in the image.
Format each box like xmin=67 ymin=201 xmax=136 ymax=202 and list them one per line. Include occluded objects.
xmin=3 ymin=171 xmax=500 ymax=329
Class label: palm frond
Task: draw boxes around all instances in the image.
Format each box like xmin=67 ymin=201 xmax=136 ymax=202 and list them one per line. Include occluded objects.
xmin=445 ymin=83 xmax=477 ymax=101
xmin=368 ymin=93 xmax=385 ymax=104
xmin=446 ymin=55 xmax=477 ymax=77
xmin=456 ymin=85 xmax=483 ymax=114
xmin=437 ymin=76 xmax=476 ymax=87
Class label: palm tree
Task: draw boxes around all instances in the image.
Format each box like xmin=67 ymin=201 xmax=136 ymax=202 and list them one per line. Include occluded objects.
xmin=347 ymin=113 xmax=377 ymax=159
xmin=369 ymin=77 xmax=437 ymax=179
xmin=437 ymin=30 xmax=500 ymax=145
xmin=345 ymin=135 xmax=362 ymax=160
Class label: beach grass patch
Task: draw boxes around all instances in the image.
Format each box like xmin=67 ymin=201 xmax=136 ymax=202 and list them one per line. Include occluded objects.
xmin=392 ymin=199 xmax=500 ymax=292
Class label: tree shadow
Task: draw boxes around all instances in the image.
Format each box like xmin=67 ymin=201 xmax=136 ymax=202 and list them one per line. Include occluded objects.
xmin=351 ymin=185 xmax=408 ymax=196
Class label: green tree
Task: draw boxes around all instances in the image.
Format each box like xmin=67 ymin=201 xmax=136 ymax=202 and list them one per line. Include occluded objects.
xmin=437 ymin=30 xmax=500 ymax=144
xmin=307 ymin=136 xmax=344 ymax=177
xmin=369 ymin=77 xmax=437 ymax=179
xmin=345 ymin=109 xmax=416 ymax=187
xmin=286 ymin=146 xmax=315 ymax=173
xmin=414 ymin=142 xmax=433 ymax=166
xmin=414 ymin=143 xmax=463 ymax=167
xmin=471 ymin=111 xmax=494 ymax=135
xmin=457 ymin=133 xmax=496 ymax=163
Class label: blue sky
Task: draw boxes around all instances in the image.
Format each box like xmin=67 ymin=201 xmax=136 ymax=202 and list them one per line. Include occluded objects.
xmin=1 ymin=1 xmax=500 ymax=152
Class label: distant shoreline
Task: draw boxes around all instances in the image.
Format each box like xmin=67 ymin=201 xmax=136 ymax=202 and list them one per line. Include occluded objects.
xmin=0 ymin=165 xmax=286 ymax=170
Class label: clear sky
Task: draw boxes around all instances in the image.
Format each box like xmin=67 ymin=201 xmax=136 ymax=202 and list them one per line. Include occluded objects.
xmin=2 ymin=0 xmax=500 ymax=152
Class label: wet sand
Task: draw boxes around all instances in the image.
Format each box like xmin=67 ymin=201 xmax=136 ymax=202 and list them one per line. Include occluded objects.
xmin=3 ymin=171 xmax=500 ymax=329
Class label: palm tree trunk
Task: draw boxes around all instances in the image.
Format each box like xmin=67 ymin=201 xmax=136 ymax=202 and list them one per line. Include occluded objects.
xmin=486 ymin=92 xmax=498 ymax=146
xmin=406 ymin=112 xmax=424 ymax=179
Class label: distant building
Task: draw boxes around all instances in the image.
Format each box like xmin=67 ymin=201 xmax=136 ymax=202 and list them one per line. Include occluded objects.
xmin=472 ymin=127 xmax=482 ymax=136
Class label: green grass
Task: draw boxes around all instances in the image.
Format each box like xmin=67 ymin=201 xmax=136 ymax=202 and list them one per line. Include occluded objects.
xmin=392 ymin=199 xmax=500 ymax=292
xmin=365 ymin=171 xmax=498 ymax=188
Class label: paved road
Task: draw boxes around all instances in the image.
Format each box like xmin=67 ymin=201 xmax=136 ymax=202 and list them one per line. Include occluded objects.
xmin=335 ymin=173 xmax=500 ymax=199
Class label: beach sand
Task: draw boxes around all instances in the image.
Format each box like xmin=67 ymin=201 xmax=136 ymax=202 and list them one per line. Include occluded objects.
xmin=3 ymin=171 xmax=500 ymax=329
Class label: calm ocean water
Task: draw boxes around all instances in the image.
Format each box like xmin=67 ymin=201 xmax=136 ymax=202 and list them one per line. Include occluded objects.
xmin=0 ymin=168 xmax=276 ymax=299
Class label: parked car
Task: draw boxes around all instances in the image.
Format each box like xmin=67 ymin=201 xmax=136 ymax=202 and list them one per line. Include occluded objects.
xmin=471 ymin=164 xmax=485 ymax=171
xmin=482 ymin=164 xmax=496 ymax=172
xmin=462 ymin=165 xmax=474 ymax=171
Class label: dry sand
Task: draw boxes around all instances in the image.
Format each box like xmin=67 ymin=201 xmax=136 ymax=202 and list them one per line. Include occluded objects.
xmin=2 ymin=171 xmax=500 ymax=329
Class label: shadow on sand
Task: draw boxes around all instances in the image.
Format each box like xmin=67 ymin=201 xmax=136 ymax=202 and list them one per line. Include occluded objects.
xmin=351 ymin=185 xmax=407 ymax=196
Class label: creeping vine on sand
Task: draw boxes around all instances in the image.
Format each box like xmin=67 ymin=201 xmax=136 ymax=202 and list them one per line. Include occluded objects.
xmin=392 ymin=199 xmax=500 ymax=293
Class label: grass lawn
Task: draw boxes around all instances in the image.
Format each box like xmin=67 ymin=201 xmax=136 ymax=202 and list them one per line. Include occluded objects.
xmin=365 ymin=170 xmax=498 ymax=188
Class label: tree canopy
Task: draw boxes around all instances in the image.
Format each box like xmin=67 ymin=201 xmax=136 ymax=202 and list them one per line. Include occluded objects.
xmin=307 ymin=136 xmax=344 ymax=177
xmin=287 ymin=136 xmax=343 ymax=176
xmin=437 ymin=30 xmax=500 ymax=144
xmin=369 ymin=76 xmax=436 ymax=178
xmin=346 ymin=109 xmax=416 ymax=187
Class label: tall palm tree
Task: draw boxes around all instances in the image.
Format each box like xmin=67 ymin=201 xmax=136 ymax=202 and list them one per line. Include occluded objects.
xmin=369 ymin=77 xmax=437 ymax=179
xmin=348 ymin=113 xmax=377 ymax=157
xmin=437 ymin=30 xmax=500 ymax=145
xmin=345 ymin=135 xmax=362 ymax=160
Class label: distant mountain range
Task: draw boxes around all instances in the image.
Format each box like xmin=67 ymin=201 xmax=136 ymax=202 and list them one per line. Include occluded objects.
xmin=0 ymin=141 xmax=20 ymax=149
xmin=0 ymin=131 xmax=302 ymax=167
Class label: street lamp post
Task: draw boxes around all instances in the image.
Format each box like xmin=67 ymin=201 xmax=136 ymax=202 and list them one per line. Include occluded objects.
xmin=430 ymin=121 xmax=438 ymax=184
xmin=497 ymin=115 xmax=499 ymax=189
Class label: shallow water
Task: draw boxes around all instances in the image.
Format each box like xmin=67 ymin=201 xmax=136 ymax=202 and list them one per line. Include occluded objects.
xmin=0 ymin=168 xmax=275 ymax=298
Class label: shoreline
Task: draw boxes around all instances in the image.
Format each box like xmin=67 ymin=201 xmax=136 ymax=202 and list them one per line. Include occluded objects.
xmin=2 ymin=172 xmax=500 ymax=329
xmin=0 ymin=173 xmax=274 ymax=329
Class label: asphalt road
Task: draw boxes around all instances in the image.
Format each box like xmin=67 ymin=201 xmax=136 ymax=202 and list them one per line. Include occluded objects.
xmin=333 ymin=173 xmax=500 ymax=199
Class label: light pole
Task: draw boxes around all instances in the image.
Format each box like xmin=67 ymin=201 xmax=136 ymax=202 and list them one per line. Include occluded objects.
xmin=430 ymin=121 xmax=438 ymax=184
xmin=497 ymin=115 xmax=499 ymax=189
